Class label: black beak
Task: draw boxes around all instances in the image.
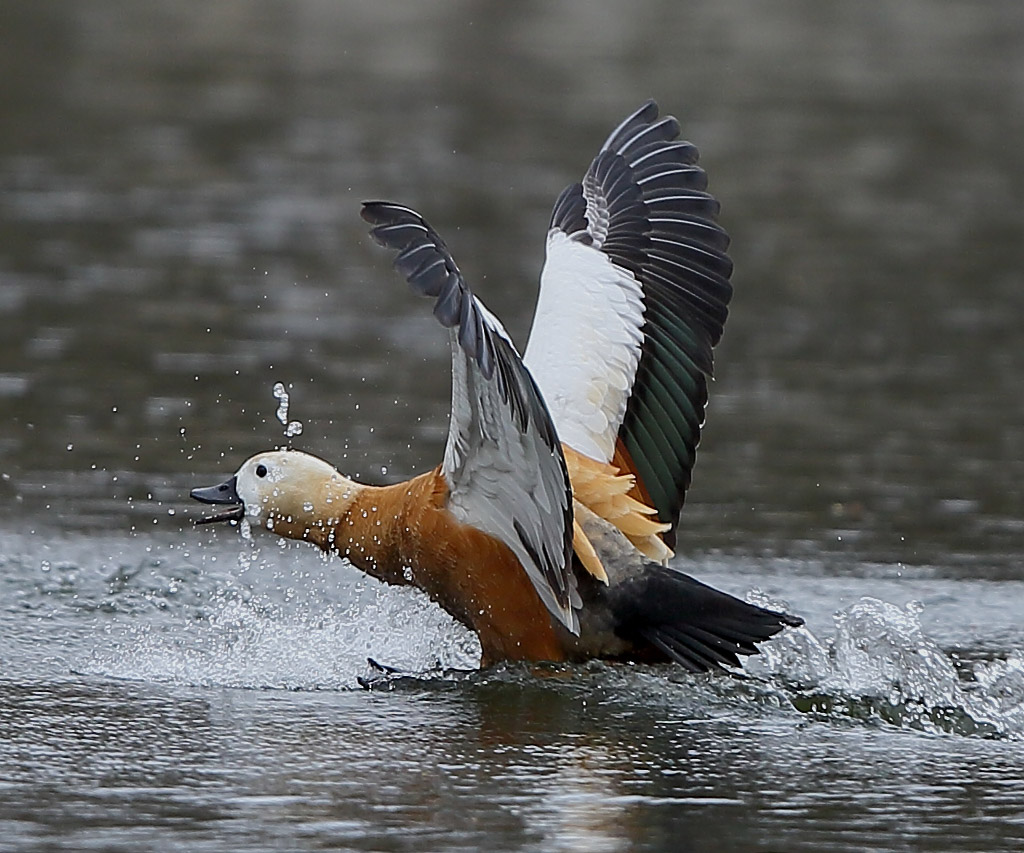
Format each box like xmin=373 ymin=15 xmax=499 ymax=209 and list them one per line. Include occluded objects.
xmin=190 ymin=476 xmax=245 ymax=524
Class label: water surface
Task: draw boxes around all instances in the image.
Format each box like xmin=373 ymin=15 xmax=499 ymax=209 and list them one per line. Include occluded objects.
xmin=2 ymin=2 xmax=1024 ymax=851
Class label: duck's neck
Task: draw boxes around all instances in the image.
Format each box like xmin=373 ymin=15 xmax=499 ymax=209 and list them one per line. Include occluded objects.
xmin=273 ymin=470 xmax=438 ymax=588
xmin=332 ymin=476 xmax=427 ymax=587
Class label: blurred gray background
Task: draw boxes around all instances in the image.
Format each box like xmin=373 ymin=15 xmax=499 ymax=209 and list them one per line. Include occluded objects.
xmin=1 ymin=0 xmax=1022 ymax=569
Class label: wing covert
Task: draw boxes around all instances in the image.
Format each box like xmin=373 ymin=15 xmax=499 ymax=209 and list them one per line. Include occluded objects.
xmin=362 ymin=201 xmax=580 ymax=633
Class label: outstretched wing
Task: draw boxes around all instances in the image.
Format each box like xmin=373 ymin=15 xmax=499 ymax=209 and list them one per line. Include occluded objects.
xmin=362 ymin=201 xmax=580 ymax=634
xmin=523 ymin=100 xmax=733 ymax=548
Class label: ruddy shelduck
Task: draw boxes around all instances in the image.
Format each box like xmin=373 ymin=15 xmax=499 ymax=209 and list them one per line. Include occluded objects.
xmin=192 ymin=101 xmax=802 ymax=670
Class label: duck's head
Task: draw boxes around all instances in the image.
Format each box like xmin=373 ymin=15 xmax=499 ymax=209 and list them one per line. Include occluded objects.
xmin=190 ymin=449 xmax=359 ymax=539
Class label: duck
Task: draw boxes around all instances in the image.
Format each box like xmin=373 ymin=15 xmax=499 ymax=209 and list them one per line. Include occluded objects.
xmin=191 ymin=100 xmax=802 ymax=671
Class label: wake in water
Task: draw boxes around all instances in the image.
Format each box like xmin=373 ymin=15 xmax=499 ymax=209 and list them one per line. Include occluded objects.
xmin=78 ymin=541 xmax=1024 ymax=738
xmin=41 ymin=529 xmax=1015 ymax=738
xmin=745 ymin=595 xmax=1024 ymax=739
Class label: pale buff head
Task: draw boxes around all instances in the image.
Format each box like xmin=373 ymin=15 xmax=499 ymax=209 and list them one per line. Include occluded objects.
xmin=192 ymin=449 xmax=360 ymax=541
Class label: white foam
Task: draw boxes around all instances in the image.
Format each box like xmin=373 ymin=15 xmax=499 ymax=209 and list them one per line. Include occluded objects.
xmin=83 ymin=573 xmax=479 ymax=691
xmin=746 ymin=594 xmax=1024 ymax=738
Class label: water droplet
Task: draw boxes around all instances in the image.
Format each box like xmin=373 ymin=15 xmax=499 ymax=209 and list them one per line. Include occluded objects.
xmin=285 ymin=420 xmax=303 ymax=437
xmin=273 ymin=382 xmax=289 ymax=425
xmin=303 ymin=502 xmax=314 ymax=513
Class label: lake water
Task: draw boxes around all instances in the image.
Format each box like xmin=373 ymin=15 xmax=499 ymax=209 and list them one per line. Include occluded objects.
xmin=2 ymin=2 xmax=1024 ymax=850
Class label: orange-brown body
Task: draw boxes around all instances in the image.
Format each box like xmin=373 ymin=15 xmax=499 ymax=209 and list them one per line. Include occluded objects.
xmin=196 ymin=447 xmax=798 ymax=670
xmin=254 ymin=440 xmax=682 ymax=665
xmin=214 ymin=443 xmax=798 ymax=671
xmin=268 ymin=466 xmax=569 ymax=665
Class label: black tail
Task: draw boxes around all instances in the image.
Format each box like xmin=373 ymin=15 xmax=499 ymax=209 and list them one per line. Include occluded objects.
xmin=610 ymin=565 xmax=802 ymax=673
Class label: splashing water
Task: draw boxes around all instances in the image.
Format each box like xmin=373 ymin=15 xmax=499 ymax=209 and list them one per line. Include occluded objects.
xmin=85 ymin=581 xmax=479 ymax=691
xmin=272 ymin=382 xmax=304 ymax=438
xmin=273 ymin=381 xmax=289 ymax=423
xmin=747 ymin=595 xmax=1024 ymax=738
xmin=46 ymin=527 xmax=1022 ymax=736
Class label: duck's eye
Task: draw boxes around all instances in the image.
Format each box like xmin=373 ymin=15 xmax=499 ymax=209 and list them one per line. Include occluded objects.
xmin=255 ymin=464 xmax=268 ymax=478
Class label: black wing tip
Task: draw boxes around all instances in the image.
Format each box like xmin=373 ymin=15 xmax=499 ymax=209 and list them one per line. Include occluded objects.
xmin=360 ymin=200 xmax=392 ymax=229
xmin=636 ymin=98 xmax=661 ymax=122
xmin=361 ymin=199 xmax=411 ymax=221
xmin=602 ymin=99 xmax=662 ymax=149
xmin=361 ymin=200 xmax=508 ymax=386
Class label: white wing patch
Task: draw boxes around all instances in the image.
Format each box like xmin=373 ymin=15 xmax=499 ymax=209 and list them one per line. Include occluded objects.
xmin=523 ymin=101 xmax=733 ymax=552
xmin=523 ymin=230 xmax=645 ymax=463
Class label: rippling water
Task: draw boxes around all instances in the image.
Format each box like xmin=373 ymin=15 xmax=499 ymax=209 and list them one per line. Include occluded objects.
xmin=2 ymin=1 xmax=1024 ymax=851
xmin=4 ymin=529 xmax=1024 ymax=852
